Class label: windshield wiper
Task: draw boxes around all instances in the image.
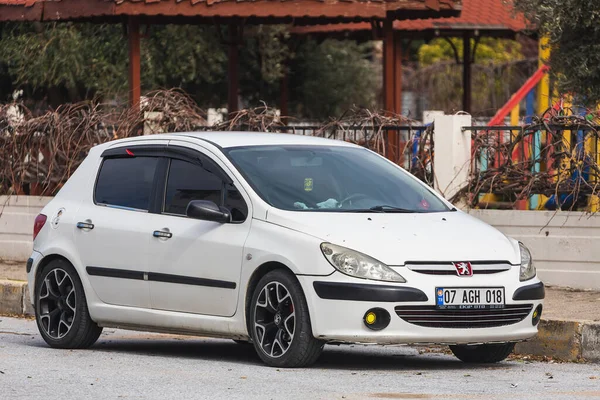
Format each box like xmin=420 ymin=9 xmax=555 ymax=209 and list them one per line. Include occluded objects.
xmin=368 ymin=205 xmax=416 ymax=213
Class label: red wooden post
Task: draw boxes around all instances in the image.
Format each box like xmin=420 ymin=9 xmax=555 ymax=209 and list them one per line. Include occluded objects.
xmin=228 ymin=23 xmax=240 ymax=114
xmin=394 ymin=31 xmax=404 ymax=164
xmin=462 ymin=31 xmax=472 ymax=113
xmin=383 ymin=18 xmax=395 ymax=115
xmin=393 ymin=31 xmax=403 ymax=116
xmin=128 ymin=16 xmax=141 ymax=111
xmin=383 ymin=18 xmax=402 ymax=163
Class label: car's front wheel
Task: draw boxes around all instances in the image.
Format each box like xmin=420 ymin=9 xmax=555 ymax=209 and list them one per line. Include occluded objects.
xmin=250 ymin=270 xmax=324 ymax=367
xmin=449 ymin=342 xmax=515 ymax=363
xmin=35 ymin=259 xmax=102 ymax=349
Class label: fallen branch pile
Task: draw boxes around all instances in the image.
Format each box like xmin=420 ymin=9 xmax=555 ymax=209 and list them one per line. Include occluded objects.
xmin=0 ymin=89 xmax=206 ymax=196
xmin=0 ymin=97 xmax=435 ymax=198
xmin=312 ymin=106 xmax=418 ymax=154
xmin=451 ymin=108 xmax=600 ymax=210
xmin=212 ymin=102 xmax=290 ymax=132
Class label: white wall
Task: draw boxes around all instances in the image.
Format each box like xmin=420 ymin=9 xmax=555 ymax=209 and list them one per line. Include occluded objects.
xmin=469 ymin=209 xmax=600 ymax=290
xmin=0 ymin=196 xmax=51 ymax=262
xmin=433 ymin=114 xmax=472 ymax=199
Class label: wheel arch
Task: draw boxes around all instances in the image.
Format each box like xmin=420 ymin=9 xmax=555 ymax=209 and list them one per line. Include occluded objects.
xmin=244 ymin=261 xmax=297 ymax=336
xmin=34 ymin=254 xmax=78 ymax=291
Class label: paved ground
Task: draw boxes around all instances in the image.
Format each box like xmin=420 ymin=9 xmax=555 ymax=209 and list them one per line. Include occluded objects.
xmin=544 ymin=286 xmax=600 ymax=322
xmin=1 ymin=317 xmax=599 ymax=400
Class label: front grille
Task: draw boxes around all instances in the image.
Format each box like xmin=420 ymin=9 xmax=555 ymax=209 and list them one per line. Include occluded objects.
xmin=405 ymin=262 xmax=512 ymax=276
xmin=412 ymin=269 xmax=507 ymax=276
xmin=395 ymin=304 xmax=533 ymax=328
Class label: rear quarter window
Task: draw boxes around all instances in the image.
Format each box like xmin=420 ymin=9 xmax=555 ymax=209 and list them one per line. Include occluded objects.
xmin=95 ymin=157 xmax=159 ymax=211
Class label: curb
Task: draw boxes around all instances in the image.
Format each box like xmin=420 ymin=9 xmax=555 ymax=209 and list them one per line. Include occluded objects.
xmin=515 ymin=319 xmax=600 ymax=362
xmin=0 ymin=279 xmax=598 ymax=362
xmin=0 ymin=279 xmax=33 ymax=316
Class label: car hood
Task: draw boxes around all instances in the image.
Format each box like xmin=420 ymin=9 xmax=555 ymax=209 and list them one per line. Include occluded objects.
xmin=265 ymin=209 xmax=519 ymax=265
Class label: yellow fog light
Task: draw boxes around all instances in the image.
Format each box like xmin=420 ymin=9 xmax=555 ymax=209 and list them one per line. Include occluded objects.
xmin=532 ymin=304 xmax=543 ymax=326
xmin=365 ymin=312 xmax=377 ymax=325
xmin=363 ymin=308 xmax=391 ymax=331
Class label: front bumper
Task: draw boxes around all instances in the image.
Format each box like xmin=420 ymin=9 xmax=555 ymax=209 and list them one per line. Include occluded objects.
xmin=298 ymin=270 xmax=544 ymax=345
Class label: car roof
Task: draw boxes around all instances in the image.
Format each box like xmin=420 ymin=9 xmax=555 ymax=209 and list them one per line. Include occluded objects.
xmin=120 ymin=131 xmax=360 ymax=149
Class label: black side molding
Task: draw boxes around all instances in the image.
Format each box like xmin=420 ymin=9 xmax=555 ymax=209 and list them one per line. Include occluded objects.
xmin=86 ymin=266 xmax=236 ymax=290
xmin=313 ymin=281 xmax=428 ymax=302
xmin=86 ymin=266 xmax=144 ymax=281
xmin=148 ymin=272 xmax=236 ymax=290
xmin=26 ymin=258 xmax=34 ymax=274
xmin=512 ymin=282 xmax=545 ymax=301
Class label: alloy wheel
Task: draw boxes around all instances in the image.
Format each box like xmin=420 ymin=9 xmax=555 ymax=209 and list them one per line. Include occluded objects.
xmin=254 ymin=281 xmax=296 ymax=358
xmin=38 ymin=268 xmax=76 ymax=339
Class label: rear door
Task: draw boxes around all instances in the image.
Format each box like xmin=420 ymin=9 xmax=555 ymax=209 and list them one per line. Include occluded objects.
xmin=74 ymin=142 xmax=168 ymax=309
xmin=146 ymin=143 xmax=252 ymax=317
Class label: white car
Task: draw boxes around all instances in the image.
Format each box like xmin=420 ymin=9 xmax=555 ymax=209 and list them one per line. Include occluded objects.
xmin=28 ymin=132 xmax=544 ymax=367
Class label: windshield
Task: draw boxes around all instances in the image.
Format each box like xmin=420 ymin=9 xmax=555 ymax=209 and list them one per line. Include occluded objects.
xmin=226 ymin=145 xmax=450 ymax=213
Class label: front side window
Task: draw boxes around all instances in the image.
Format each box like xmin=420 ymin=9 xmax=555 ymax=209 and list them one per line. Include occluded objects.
xmin=164 ymin=159 xmax=248 ymax=221
xmin=95 ymin=157 xmax=159 ymax=211
xmin=226 ymin=145 xmax=450 ymax=213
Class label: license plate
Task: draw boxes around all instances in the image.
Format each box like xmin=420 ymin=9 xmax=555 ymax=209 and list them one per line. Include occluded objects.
xmin=435 ymin=287 xmax=505 ymax=309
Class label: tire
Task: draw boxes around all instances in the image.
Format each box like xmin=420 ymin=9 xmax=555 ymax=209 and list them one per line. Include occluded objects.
xmin=34 ymin=259 xmax=102 ymax=349
xmin=249 ymin=269 xmax=324 ymax=368
xmin=449 ymin=342 xmax=515 ymax=363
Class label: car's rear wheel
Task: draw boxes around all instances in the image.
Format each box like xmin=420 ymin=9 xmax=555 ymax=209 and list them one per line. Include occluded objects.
xmin=35 ymin=259 xmax=102 ymax=349
xmin=250 ymin=270 xmax=324 ymax=368
xmin=449 ymin=342 xmax=515 ymax=363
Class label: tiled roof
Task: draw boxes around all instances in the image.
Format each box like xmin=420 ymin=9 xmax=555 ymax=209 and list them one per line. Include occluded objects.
xmin=0 ymin=0 xmax=461 ymax=22
xmin=395 ymin=0 xmax=526 ymax=31
xmin=0 ymin=0 xmax=38 ymax=4
xmin=292 ymin=0 xmax=527 ymax=36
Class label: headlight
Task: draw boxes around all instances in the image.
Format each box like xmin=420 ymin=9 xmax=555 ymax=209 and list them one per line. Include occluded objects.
xmin=519 ymin=243 xmax=536 ymax=281
xmin=320 ymin=243 xmax=406 ymax=283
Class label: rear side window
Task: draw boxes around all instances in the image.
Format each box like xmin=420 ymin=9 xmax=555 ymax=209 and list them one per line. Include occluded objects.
xmin=95 ymin=157 xmax=159 ymax=211
xmin=164 ymin=159 xmax=248 ymax=222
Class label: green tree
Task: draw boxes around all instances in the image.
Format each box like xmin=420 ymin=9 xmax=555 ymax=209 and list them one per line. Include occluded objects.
xmin=515 ymin=0 xmax=600 ymax=104
xmin=418 ymin=37 xmax=523 ymax=66
xmin=0 ymin=22 xmax=229 ymax=107
xmin=141 ymin=24 xmax=228 ymax=108
xmin=239 ymin=25 xmax=291 ymax=107
xmin=0 ymin=23 xmax=380 ymax=119
xmin=0 ymin=23 xmax=127 ymax=102
xmin=291 ymin=39 xmax=379 ymax=120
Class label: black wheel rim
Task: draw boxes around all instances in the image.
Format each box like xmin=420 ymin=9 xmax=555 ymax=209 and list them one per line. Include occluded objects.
xmin=38 ymin=268 xmax=76 ymax=339
xmin=254 ymin=281 xmax=296 ymax=358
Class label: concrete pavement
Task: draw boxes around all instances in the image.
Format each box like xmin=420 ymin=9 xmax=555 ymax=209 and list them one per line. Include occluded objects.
xmin=1 ymin=316 xmax=600 ymax=400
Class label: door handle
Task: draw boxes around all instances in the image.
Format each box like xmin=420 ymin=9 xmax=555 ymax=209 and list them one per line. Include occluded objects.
xmin=76 ymin=221 xmax=94 ymax=230
xmin=153 ymin=230 xmax=172 ymax=239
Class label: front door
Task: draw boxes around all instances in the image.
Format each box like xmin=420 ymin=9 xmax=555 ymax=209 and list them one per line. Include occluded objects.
xmin=147 ymin=145 xmax=251 ymax=317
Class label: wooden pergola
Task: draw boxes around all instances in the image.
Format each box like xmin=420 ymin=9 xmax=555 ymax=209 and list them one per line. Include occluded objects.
xmin=0 ymin=0 xmax=460 ymax=116
xmin=292 ymin=0 xmax=529 ymax=114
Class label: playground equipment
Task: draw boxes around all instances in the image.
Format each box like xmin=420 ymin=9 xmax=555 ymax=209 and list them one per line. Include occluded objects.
xmin=462 ymin=37 xmax=600 ymax=212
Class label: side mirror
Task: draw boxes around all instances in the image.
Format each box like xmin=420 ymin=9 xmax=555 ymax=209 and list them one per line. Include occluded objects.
xmin=186 ymin=200 xmax=231 ymax=223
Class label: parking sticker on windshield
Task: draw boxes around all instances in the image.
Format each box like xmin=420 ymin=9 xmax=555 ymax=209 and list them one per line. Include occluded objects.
xmin=304 ymin=178 xmax=313 ymax=191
